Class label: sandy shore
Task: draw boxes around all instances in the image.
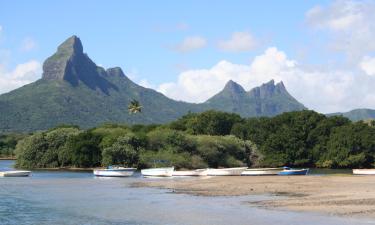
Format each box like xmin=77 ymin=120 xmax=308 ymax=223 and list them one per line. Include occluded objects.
xmin=0 ymin=157 xmax=16 ymax=160
xmin=133 ymin=175 xmax=375 ymax=218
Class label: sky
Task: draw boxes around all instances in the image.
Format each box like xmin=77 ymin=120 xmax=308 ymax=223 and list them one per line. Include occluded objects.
xmin=1 ymin=0 xmax=375 ymax=113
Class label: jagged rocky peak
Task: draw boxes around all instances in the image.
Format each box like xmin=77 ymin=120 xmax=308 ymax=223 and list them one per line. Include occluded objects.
xmin=248 ymin=79 xmax=287 ymax=98
xmin=106 ymin=67 xmax=126 ymax=77
xmin=57 ymin=35 xmax=83 ymax=56
xmin=222 ymin=80 xmax=246 ymax=95
xmin=42 ymin=35 xmax=86 ymax=81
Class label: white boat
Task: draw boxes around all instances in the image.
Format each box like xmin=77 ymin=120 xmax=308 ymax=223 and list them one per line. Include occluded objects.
xmin=0 ymin=170 xmax=31 ymax=177
xmin=241 ymin=168 xmax=283 ymax=176
xmin=173 ymin=169 xmax=208 ymax=176
xmin=207 ymin=167 xmax=247 ymax=176
xmin=93 ymin=166 xmax=136 ymax=177
xmin=141 ymin=167 xmax=174 ymax=177
xmin=353 ymin=169 xmax=375 ymax=175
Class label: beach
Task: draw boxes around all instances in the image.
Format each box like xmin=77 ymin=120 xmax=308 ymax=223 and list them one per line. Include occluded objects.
xmin=133 ymin=175 xmax=375 ymax=218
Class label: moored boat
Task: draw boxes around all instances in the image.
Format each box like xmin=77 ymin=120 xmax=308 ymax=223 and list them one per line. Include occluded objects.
xmin=241 ymin=168 xmax=283 ymax=176
xmin=353 ymin=169 xmax=375 ymax=175
xmin=173 ymin=169 xmax=208 ymax=176
xmin=278 ymin=168 xmax=309 ymax=175
xmin=206 ymin=167 xmax=247 ymax=176
xmin=141 ymin=167 xmax=174 ymax=177
xmin=93 ymin=166 xmax=136 ymax=177
xmin=0 ymin=170 xmax=31 ymax=177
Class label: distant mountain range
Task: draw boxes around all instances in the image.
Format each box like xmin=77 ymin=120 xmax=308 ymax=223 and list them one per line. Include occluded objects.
xmin=328 ymin=109 xmax=375 ymax=122
xmin=0 ymin=35 xmax=371 ymax=132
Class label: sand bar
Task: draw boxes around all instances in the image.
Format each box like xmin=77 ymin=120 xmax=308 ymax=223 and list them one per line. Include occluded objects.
xmin=133 ymin=175 xmax=375 ymax=218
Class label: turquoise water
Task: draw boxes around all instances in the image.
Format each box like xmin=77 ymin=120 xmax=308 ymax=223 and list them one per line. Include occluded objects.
xmin=1 ymin=160 xmax=374 ymax=225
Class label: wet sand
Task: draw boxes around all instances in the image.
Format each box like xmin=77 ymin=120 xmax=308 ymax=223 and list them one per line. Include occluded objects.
xmin=133 ymin=175 xmax=375 ymax=218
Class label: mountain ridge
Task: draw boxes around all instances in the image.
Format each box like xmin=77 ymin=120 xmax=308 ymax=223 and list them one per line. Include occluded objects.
xmin=0 ymin=35 xmax=306 ymax=132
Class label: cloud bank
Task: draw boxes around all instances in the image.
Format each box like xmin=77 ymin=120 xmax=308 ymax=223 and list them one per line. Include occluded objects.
xmin=158 ymin=46 xmax=375 ymax=113
xmin=0 ymin=60 xmax=41 ymax=94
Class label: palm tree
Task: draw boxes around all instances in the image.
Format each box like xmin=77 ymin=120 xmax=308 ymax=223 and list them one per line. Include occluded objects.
xmin=128 ymin=99 xmax=142 ymax=114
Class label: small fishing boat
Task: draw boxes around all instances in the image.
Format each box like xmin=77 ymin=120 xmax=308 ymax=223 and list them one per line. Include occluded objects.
xmin=206 ymin=167 xmax=247 ymax=176
xmin=0 ymin=170 xmax=31 ymax=177
xmin=141 ymin=167 xmax=174 ymax=177
xmin=353 ymin=169 xmax=375 ymax=175
xmin=173 ymin=169 xmax=208 ymax=176
xmin=93 ymin=166 xmax=136 ymax=177
xmin=278 ymin=167 xmax=309 ymax=175
xmin=241 ymin=168 xmax=283 ymax=176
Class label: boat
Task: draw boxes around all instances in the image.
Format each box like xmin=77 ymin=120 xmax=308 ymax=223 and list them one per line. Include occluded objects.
xmin=141 ymin=167 xmax=174 ymax=177
xmin=173 ymin=169 xmax=208 ymax=176
xmin=206 ymin=167 xmax=247 ymax=176
xmin=241 ymin=168 xmax=283 ymax=176
xmin=353 ymin=169 xmax=375 ymax=175
xmin=278 ymin=167 xmax=309 ymax=175
xmin=0 ymin=170 xmax=31 ymax=177
xmin=93 ymin=166 xmax=136 ymax=177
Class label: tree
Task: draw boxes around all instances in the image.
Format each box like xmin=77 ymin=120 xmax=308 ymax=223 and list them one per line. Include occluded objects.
xmin=63 ymin=131 xmax=102 ymax=168
xmin=102 ymin=134 xmax=140 ymax=167
xmin=319 ymin=122 xmax=375 ymax=168
xmin=128 ymin=99 xmax=142 ymax=114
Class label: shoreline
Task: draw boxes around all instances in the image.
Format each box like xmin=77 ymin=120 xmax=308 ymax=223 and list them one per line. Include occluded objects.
xmin=133 ymin=175 xmax=375 ymax=218
xmin=0 ymin=157 xmax=16 ymax=160
xmin=31 ymin=167 xmax=94 ymax=171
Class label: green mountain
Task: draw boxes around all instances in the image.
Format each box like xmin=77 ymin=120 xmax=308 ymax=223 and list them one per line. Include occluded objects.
xmin=0 ymin=36 xmax=305 ymax=132
xmin=205 ymin=79 xmax=306 ymax=117
xmin=329 ymin=108 xmax=375 ymax=121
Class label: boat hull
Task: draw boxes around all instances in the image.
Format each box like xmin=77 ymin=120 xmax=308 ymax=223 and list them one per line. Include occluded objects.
xmin=93 ymin=168 xmax=136 ymax=177
xmin=353 ymin=169 xmax=375 ymax=175
xmin=207 ymin=167 xmax=247 ymax=176
xmin=173 ymin=169 xmax=208 ymax=176
xmin=0 ymin=170 xmax=31 ymax=177
xmin=241 ymin=168 xmax=283 ymax=176
xmin=141 ymin=167 xmax=174 ymax=177
xmin=278 ymin=169 xmax=309 ymax=175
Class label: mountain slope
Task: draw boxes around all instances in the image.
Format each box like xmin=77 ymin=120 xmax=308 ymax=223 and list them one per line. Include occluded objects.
xmin=205 ymin=80 xmax=306 ymax=117
xmin=329 ymin=109 xmax=375 ymax=121
xmin=0 ymin=36 xmax=305 ymax=132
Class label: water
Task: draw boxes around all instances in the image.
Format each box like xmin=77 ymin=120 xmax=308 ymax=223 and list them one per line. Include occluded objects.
xmin=1 ymin=160 xmax=374 ymax=225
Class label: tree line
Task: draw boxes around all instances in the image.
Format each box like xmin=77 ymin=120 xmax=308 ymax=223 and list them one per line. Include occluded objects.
xmin=5 ymin=110 xmax=375 ymax=169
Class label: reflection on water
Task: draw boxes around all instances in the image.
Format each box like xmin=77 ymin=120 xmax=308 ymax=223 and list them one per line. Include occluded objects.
xmin=0 ymin=160 xmax=374 ymax=225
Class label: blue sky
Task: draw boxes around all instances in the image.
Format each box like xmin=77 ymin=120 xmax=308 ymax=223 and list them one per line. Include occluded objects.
xmin=1 ymin=0 xmax=375 ymax=113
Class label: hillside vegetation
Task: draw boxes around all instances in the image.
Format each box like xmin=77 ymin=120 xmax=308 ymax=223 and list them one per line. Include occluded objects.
xmin=11 ymin=110 xmax=375 ymax=169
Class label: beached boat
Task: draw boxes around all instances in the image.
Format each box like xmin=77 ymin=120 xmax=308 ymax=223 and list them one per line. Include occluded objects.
xmin=141 ymin=167 xmax=174 ymax=177
xmin=353 ymin=169 xmax=375 ymax=175
xmin=278 ymin=168 xmax=309 ymax=175
xmin=173 ymin=169 xmax=208 ymax=176
xmin=93 ymin=166 xmax=136 ymax=177
xmin=0 ymin=170 xmax=31 ymax=177
xmin=241 ymin=168 xmax=283 ymax=176
xmin=206 ymin=167 xmax=247 ymax=176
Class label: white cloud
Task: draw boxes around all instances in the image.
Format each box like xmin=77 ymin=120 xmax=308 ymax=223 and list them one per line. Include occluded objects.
xmin=359 ymin=56 xmax=375 ymax=76
xmin=138 ymin=79 xmax=155 ymax=89
xmin=157 ymin=47 xmax=375 ymax=113
xmin=172 ymin=36 xmax=207 ymax=53
xmin=0 ymin=60 xmax=41 ymax=94
xmin=20 ymin=37 xmax=37 ymax=52
xmin=217 ymin=32 xmax=257 ymax=52
xmin=306 ymin=0 xmax=375 ymax=60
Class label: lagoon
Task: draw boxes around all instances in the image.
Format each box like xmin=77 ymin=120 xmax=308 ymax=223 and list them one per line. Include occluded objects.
xmin=1 ymin=160 xmax=374 ymax=225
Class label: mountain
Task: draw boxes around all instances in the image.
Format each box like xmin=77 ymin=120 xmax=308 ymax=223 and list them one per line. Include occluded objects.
xmin=0 ymin=36 xmax=305 ymax=132
xmin=205 ymin=79 xmax=306 ymax=117
xmin=329 ymin=108 xmax=375 ymax=121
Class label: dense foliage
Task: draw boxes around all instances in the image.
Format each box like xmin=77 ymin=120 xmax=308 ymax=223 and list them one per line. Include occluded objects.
xmin=10 ymin=110 xmax=375 ymax=169
xmin=0 ymin=133 xmax=28 ymax=158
